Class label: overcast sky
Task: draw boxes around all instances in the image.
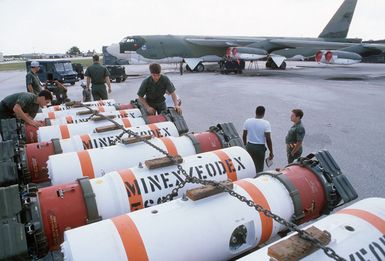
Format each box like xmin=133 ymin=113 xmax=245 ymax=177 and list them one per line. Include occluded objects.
xmin=0 ymin=0 xmax=384 ymax=55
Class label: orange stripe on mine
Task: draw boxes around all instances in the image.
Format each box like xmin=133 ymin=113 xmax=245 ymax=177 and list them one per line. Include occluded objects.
xmin=59 ymin=125 xmax=70 ymax=139
xmin=48 ymin=112 xmax=56 ymax=119
xmin=122 ymin=118 xmax=131 ymax=128
xmin=98 ymin=106 xmax=105 ymax=112
xmin=119 ymin=169 xmax=144 ymax=211
xmin=337 ymin=208 xmax=385 ymax=234
xmin=111 ymin=215 xmax=148 ymax=261
xmin=213 ymin=150 xmax=238 ymax=181
xmin=66 ymin=115 xmax=73 ymax=124
xmin=235 ymin=180 xmax=273 ymax=244
xmin=80 ymin=134 xmax=91 ymax=150
xmin=119 ymin=110 xmax=128 ymax=118
xmin=77 ymin=151 xmax=95 ymax=179
xmin=148 ymin=123 xmax=160 ymax=137
xmin=161 ymin=137 xmax=178 ymax=156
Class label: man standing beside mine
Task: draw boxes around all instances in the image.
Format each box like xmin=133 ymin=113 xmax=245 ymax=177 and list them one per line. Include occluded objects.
xmin=85 ymin=55 xmax=111 ymax=100
xmin=242 ymin=106 xmax=274 ymax=173
xmin=137 ymin=63 xmax=181 ymax=115
xmin=26 ymin=61 xmax=43 ymax=95
xmin=286 ymin=109 xmax=305 ymax=163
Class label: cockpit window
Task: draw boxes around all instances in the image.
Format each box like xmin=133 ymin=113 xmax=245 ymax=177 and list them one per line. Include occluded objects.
xmin=119 ymin=36 xmax=145 ymax=53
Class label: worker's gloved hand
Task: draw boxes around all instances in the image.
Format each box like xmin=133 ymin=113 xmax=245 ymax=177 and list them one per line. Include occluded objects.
xmin=146 ymin=107 xmax=156 ymax=115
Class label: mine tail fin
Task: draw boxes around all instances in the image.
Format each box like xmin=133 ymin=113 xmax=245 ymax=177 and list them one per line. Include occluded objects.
xmin=318 ymin=0 xmax=357 ymax=38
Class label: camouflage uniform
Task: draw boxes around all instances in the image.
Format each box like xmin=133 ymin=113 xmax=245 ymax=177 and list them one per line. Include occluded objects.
xmin=46 ymin=82 xmax=68 ymax=105
xmin=285 ymin=121 xmax=305 ymax=163
xmin=85 ymin=63 xmax=110 ymax=100
xmin=26 ymin=71 xmax=43 ymax=95
xmin=137 ymin=75 xmax=175 ymax=114
xmin=0 ymin=92 xmax=39 ymax=135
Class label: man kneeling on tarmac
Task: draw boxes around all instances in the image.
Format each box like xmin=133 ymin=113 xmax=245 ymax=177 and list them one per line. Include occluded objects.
xmin=45 ymin=73 xmax=70 ymax=105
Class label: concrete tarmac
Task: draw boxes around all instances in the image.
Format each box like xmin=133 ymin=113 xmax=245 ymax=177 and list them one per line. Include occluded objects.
xmin=1 ymin=61 xmax=384 ymax=200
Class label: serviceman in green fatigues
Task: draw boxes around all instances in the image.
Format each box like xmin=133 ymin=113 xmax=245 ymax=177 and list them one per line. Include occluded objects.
xmin=85 ymin=55 xmax=111 ymax=100
xmin=26 ymin=61 xmax=43 ymax=95
xmin=137 ymin=63 xmax=182 ymax=115
xmin=0 ymin=90 xmax=52 ymax=140
xmin=285 ymin=109 xmax=305 ymax=163
xmin=44 ymin=73 xmax=70 ymax=105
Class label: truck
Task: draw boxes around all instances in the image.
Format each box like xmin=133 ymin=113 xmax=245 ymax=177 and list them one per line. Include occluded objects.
xmin=106 ymin=65 xmax=127 ymax=83
xmin=26 ymin=59 xmax=77 ymax=85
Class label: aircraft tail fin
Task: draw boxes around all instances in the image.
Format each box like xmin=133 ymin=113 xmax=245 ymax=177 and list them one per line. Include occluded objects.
xmin=318 ymin=0 xmax=357 ymax=39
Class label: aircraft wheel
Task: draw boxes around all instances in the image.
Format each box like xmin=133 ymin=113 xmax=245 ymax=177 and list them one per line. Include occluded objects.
xmin=270 ymin=61 xmax=278 ymax=69
xmin=116 ymin=77 xmax=121 ymax=83
xmin=265 ymin=60 xmax=272 ymax=68
xmin=195 ymin=63 xmax=205 ymax=72
xmin=279 ymin=61 xmax=287 ymax=70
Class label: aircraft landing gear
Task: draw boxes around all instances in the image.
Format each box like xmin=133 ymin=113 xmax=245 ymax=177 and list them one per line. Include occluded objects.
xmin=185 ymin=62 xmax=205 ymax=72
xmin=265 ymin=57 xmax=286 ymax=70
xmin=195 ymin=63 xmax=204 ymax=72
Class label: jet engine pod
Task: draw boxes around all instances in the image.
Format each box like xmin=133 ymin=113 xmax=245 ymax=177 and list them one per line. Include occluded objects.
xmin=226 ymin=47 xmax=267 ymax=60
xmin=315 ymin=50 xmax=362 ymax=65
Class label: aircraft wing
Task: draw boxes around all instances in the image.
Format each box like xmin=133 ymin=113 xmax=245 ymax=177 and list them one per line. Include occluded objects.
xmin=268 ymin=39 xmax=385 ymax=56
xmin=185 ymin=37 xmax=255 ymax=47
xmin=269 ymin=39 xmax=357 ymax=49
xmin=185 ymin=37 xmax=291 ymax=54
xmin=185 ymin=37 xmax=382 ymax=55
xmin=340 ymin=44 xmax=385 ymax=57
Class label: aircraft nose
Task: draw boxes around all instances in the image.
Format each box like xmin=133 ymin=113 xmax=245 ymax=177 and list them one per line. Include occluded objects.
xmin=119 ymin=36 xmax=146 ymax=53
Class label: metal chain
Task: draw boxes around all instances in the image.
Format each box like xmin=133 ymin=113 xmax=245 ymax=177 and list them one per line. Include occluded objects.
xmin=80 ymin=103 xmax=172 ymax=154
xmin=80 ymin=103 xmax=344 ymax=261
xmin=169 ymin=166 xmax=345 ymax=261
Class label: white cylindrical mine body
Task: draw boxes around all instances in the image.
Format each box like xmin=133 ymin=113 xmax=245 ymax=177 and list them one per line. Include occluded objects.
xmin=41 ymin=99 xmax=116 ymax=113
xmin=37 ymin=117 xmax=147 ymax=142
xmin=90 ymin=146 xmax=256 ymax=219
xmin=239 ymin=197 xmax=385 ymax=261
xmin=47 ymin=108 xmax=142 ymax=125
xmin=48 ymin=135 xmax=197 ymax=185
xmin=58 ymin=121 xmax=179 ymax=153
xmin=61 ymin=175 xmax=295 ymax=261
xmin=36 ymin=105 xmax=117 ymax=121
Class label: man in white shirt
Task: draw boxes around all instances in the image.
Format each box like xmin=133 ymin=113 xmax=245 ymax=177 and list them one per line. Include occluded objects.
xmin=242 ymin=106 xmax=274 ymax=173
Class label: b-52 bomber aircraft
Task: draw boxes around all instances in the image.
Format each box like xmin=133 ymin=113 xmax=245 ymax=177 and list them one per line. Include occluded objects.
xmin=114 ymin=0 xmax=385 ymax=72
